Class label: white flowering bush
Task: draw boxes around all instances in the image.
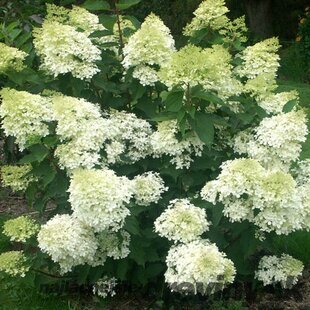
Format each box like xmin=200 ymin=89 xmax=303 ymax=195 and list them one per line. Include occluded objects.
xmin=0 ymin=0 xmax=308 ymax=300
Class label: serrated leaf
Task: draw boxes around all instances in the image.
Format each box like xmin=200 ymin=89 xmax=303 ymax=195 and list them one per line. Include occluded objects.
xmin=82 ymin=0 xmax=110 ymax=11
xmin=124 ymin=216 xmax=140 ymax=235
xmin=31 ymin=160 xmax=57 ymax=188
xmin=116 ymin=0 xmax=141 ymax=10
xmin=192 ymin=90 xmax=224 ymax=105
xmin=19 ymin=144 xmax=49 ymax=163
xmin=165 ymin=90 xmax=184 ymax=112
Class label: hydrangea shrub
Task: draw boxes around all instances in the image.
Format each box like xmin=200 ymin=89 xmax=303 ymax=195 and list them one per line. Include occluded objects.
xmin=0 ymin=0 xmax=308 ymax=298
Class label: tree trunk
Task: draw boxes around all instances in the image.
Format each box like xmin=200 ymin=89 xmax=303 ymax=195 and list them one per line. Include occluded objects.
xmin=244 ymin=0 xmax=273 ymax=38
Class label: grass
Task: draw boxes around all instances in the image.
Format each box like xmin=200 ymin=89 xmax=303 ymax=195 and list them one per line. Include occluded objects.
xmin=277 ymin=79 xmax=310 ymax=108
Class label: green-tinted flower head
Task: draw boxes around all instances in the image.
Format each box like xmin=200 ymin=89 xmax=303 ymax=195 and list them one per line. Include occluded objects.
xmin=236 ymin=38 xmax=280 ymax=80
xmin=159 ymin=44 xmax=241 ymax=97
xmin=1 ymin=165 xmax=36 ymax=192
xmin=3 ymin=216 xmax=40 ymax=242
xmin=33 ymin=20 xmax=101 ymax=79
xmin=0 ymin=88 xmax=54 ymax=150
xmin=259 ymin=171 xmax=296 ymax=200
xmin=0 ymin=43 xmax=27 ymax=74
xmin=122 ymin=13 xmax=175 ymax=85
xmin=45 ymin=4 xmax=103 ymax=35
xmin=0 ymin=251 xmax=29 ymax=277
xmin=183 ymin=0 xmax=229 ymax=36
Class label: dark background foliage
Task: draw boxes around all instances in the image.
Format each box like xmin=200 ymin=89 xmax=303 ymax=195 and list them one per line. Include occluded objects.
xmin=1 ymin=0 xmax=309 ymax=39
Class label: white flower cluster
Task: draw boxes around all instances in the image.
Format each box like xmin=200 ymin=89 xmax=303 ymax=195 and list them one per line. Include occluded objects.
xmin=234 ymin=110 xmax=308 ymax=169
xmin=93 ymin=230 xmax=130 ymax=266
xmin=236 ymin=38 xmax=280 ymax=79
xmin=52 ymin=4 xmax=103 ymax=35
xmin=255 ymin=254 xmax=304 ymax=288
xmin=0 ymin=43 xmax=27 ymax=74
xmin=0 ymin=88 xmax=54 ymax=150
xmin=123 ymin=13 xmax=175 ymax=86
xmin=52 ymin=95 xmax=106 ymax=170
xmin=37 ymin=214 xmax=98 ymax=274
xmin=292 ymin=159 xmax=310 ymax=186
xmin=0 ymin=251 xmax=29 ymax=277
xmin=37 ymin=214 xmax=131 ymax=273
xmin=33 ymin=5 xmax=102 ymax=79
xmin=154 ymin=199 xmax=209 ymax=243
xmin=235 ymin=38 xmax=280 ymax=98
xmin=1 ymin=165 xmax=36 ymax=192
xmin=183 ymin=0 xmax=247 ymax=45
xmin=258 ymin=91 xmax=299 ymax=114
xmin=3 ymin=216 xmax=39 ymax=243
xmin=219 ymin=16 xmax=248 ymax=44
xmin=68 ymin=168 xmax=133 ymax=232
xmin=93 ymin=276 xmax=117 ymax=299
xmin=183 ymin=0 xmax=229 ymax=35
xmin=154 ymin=199 xmax=232 ymax=295
xmin=293 ymin=159 xmax=310 ymax=231
xmin=132 ymin=172 xmax=167 ymax=206
xmin=201 ymin=158 xmax=307 ymax=235
xmin=159 ymin=44 xmax=242 ymax=98
xmin=101 ymin=110 xmax=153 ymax=164
xmin=45 ymin=4 xmax=131 ymax=56
xmin=150 ymin=120 xmax=204 ymax=169
xmin=165 ymin=240 xmax=236 ymax=295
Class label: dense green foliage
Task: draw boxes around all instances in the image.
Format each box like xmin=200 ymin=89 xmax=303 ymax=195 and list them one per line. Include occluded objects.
xmin=0 ymin=0 xmax=309 ymax=308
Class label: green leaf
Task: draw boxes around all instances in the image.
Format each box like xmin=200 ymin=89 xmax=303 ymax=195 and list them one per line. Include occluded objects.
xmin=283 ymin=99 xmax=297 ymax=113
xmin=15 ymin=32 xmax=32 ymax=48
xmin=145 ymin=263 xmax=165 ymax=278
xmin=192 ymin=89 xmax=224 ymax=105
xmin=151 ymin=112 xmax=177 ymax=122
xmin=31 ymin=160 xmax=57 ymax=188
xmin=43 ymin=135 xmax=59 ymax=148
xmin=19 ymin=144 xmax=49 ymax=163
xmin=98 ymin=14 xmax=117 ymax=31
xmin=190 ymin=112 xmax=214 ymax=145
xmin=116 ymin=260 xmax=129 ymax=280
xmin=129 ymin=238 xmax=146 ymax=266
xmin=124 ymin=216 xmax=140 ymax=235
xmin=165 ymin=90 xmax=184 ymax=112
xmin=82 ymin=0 xmax=110 ymax=11
xmin=129 ymin=80 xmax=145 ymax=105
xmin=46 ymin=172 xmax=69 ymax=198
xmin=89 ymin=30 xmax=113 ymax=38
xmin=25 ymin=183 xmax=37 ymax=206
xmin=212 ymin=203 xmax=224 ymax=227
xmin=116 ymin=0 xmax=141 ymax=10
